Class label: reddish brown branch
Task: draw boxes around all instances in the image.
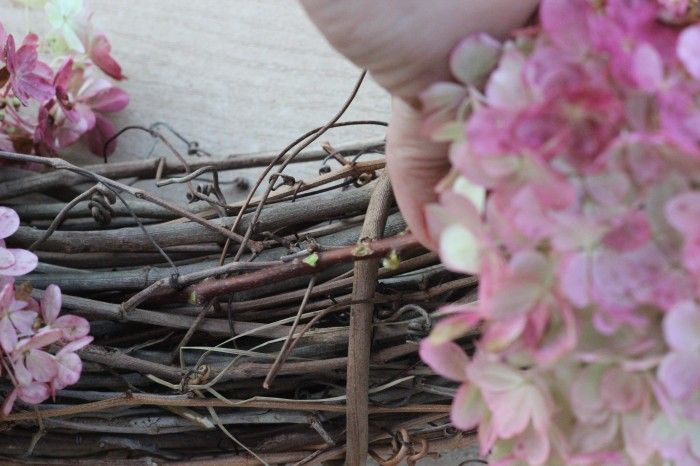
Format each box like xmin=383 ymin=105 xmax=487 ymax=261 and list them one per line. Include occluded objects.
xmin=187 ymin=233 xmax=419 ymax=304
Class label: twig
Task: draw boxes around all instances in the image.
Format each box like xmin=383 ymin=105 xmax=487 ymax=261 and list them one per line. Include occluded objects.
xmin=0 ymin=393 xmax=451 ymax=422
xmin=32 ymin=290 xmax=293 ymax=339
xmin=28 ymin=185 xmax=99 ymax=250
xmin=187 ymin=234 xmax=419 ymax=304
xmin=0 ymin=150 xmax=257 ymax=250
xmin=0 ymin=138 xmax=385 ymax=200
xmin=12 ymin=199 xmax=211 ymax=221
xmin=346 ymin=172 xmax=393 ymax=466
xmin=118 ymin=260 xmax=280 ymax=312
xmin=220 ymin=71 xmax=369 ymax=265
xmin=79 ymin=345 xmax=183 ymax=382
xmin=171 ymin=303 xmax=212 ymax=366
xmin=263 ymin=276 xmax=317 ymax=389
xmin=12 ymin=183 xmax=375 ymax=253
xmin=233 ymin=252 xmax=438 ymax=313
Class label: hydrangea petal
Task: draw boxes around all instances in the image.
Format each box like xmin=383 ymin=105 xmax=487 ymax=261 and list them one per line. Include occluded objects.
xmin=20 ymin=328 xmax=61 ymax=351
xmin=600 ymin=368 xmax=643 ymax=412
xmin=489 ymin=280 xmax=541 ymax=319
xmin=17 ymin=381 xmax=49 ymax=404
xmin=571 ymin=365 xmax=607 ymax=424
xmin=513 ymin=426 xmax=550 ymax=466
xmin=41 ymin=284 xmax=62 ymax=324
xmin=86 ymin=113 xmax=118 ymax=157
xmin=428 ymin=311 xmax=480 ymax=345
xmin=489 ymin=384 xmax=538 ymax=438
xmin=450 ymin=383 xmax=484 ymax=430
xmin=10 ymin=310 xmax=38 ymax=336
xmin=450 ymin=33 xmax=502 ymax=87
xmin=0 ymin=316 xmax=18 ymax=353
xmin=26 ymin=349 xmax=58 ymax=383
xmin=657 ymin=352 xmax=700 ymax=400
xmin=663 ymin=301 xmax=700 ymax=353
xmin=0 ymin=249 xmax=38 ymax=276
xmin=419 ymin=339 xmax=468 ymax=382
xmin=54 ymin=351 xmax=82 ymax=389
xmin=53 ymin=314 xmax=90 ymax=340
xmin=0 ymin=248 xmax=15 ymax=269
xmin=560 ymin=252 xmax=591 ymax=308
xmin=468 ymin=358 xmax=523 ymax=392
xmin=678 ymin=25 xmax=700 ymax=80
xmin=485 ymin=43 xmax=529 ymax=109
xmin=420 ymin=82 xmax=467 ymax=114
xmin=0 ymin=282 xmax=14 ymax=309
xmin=439 ymin=224 xmax=479 ymax=274
xmin=482 ymin=315 xmax=526 ymax=351
xmin=12 ymin=358 xmax=32 ymax=386
xmin=540 ymin=0 xmax=591 ymax=53
xmin=622 ymin=411 xmax=655 ymax=466
xmin=89 ymin=34 xmax=124 ymax=80
xmin=571 ymin=415 xmax=619 ymax=453
xmin=0 ymin=207 xmax=20 ymax=239
xmin=633 ymin=43 xmax=664 ymax=91
xmin=84 ymin=85 xmax=129 ymax=113
xmin=665 ymin=192 xmax=700 ymax=234
xmin=58 ymin=335 xmax=92 ymax=355
xmin=602 ymin=212 xmax=651 ymax=252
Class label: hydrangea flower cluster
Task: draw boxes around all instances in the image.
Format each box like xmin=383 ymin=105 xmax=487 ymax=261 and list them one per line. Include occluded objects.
xmin=0 ymin=283 xmax=91 ymax=415
xmin=0 ymin=206 xmax=90 ymax=415
xmin=419 ymin=1 xmax=700 ymax=464
xmin=1 ymin=0 xmax=128 ymax=158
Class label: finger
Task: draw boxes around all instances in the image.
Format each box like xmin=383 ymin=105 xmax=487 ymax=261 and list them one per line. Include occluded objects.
xmin=386 ymin=98 xmax=450 ymax=250
xmin=298 ymin=0 xmax=540 ymax=99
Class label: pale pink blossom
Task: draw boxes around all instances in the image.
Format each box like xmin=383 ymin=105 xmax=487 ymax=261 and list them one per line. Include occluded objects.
xmin=0 ymin=207 xmax=37 ymax=277
xmin=419 ymin=1 xmax=700 ymax=463
xmin=36 ymin=64 xmax=128 ymax=156
xmin=1 ymin=284 xmax=91 ymax=415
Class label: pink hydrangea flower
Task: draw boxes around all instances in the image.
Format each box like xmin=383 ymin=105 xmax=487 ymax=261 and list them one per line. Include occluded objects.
xmin=1 ymin=283 xmax=92 ymax=415
xmin=36 ymin=61 xmax=128 ymax=156
xmin=2 ymin=34 xmax=54 ymax=105
xmin=0 ymin=5 xmax=128 ymax=159
xmin=419 ymin=1 xmax=700 ymax=464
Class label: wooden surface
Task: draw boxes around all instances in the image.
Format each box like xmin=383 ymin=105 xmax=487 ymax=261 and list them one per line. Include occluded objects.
xmin=2 ymin=0 xmax=390 ymax=163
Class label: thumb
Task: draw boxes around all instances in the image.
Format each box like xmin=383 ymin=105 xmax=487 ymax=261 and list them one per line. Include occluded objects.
xmin=386 ymin=98 xmax=450 ymax=250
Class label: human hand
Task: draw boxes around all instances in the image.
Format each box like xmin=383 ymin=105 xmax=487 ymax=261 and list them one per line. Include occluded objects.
xmin=300 ymin=0 xmax=539 ymax=248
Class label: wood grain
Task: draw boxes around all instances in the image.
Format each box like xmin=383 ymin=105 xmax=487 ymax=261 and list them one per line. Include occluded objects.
xmin=1 ymin=0 xmax=390 ymax=165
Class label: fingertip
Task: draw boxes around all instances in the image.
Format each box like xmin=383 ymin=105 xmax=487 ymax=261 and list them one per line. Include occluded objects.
xmin=386 ymin=98 xmax=450 ymax=253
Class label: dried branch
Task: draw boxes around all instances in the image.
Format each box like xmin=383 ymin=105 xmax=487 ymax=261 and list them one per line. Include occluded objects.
xmin=0 ymin=150 xmax=256 ymax=251
xmin=11 ymin=182 xmax=375 ymax=253
xmin=0 ymin=392 xmax=450 ymax=423
xmin=346 ymin=172 xmax=393 ymax=466
xmin=187 ymin=233 xmax=419 ymax=304
xmin=0 ymin=138 xmax=385 ymax=200
xmin=0 ymin=126 xmax=475 ymax=463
